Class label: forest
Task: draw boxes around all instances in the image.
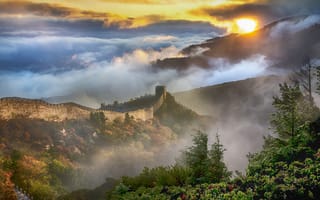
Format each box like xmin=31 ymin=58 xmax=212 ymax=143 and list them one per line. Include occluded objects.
xmin=103 ymin=66 xmax=320 ymax=200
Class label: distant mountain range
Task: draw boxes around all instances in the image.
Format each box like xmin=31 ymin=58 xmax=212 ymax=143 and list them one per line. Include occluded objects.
xmin=173 ymin=75 xmax=288 ymax=171
xmin=154 ymin=15 xmax=320 ymax=71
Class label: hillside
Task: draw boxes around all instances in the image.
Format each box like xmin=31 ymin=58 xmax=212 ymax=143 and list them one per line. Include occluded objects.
xmin=154 ymin=15 xmax=320 ymax=71
xmin=174 ymin=75 xmax=285 ymax=118
xmin=0 ymin=90 xmax=208 ymax=199
xmin=173 ymin=75 xmax=288 ymax=171
xmin=0 ymin=86 xmax=168 ymax=122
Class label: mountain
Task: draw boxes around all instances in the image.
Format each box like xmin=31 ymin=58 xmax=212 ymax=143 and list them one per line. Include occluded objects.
xmin=0 ymin=90 xmax=207 ymax=199
xmin=173 ymin=75 xmax=288 ymax=171
xmin=174 ymin=75 xmax=285 ymax=117
xmin=154 ymin=15 xmax=320 ymax=71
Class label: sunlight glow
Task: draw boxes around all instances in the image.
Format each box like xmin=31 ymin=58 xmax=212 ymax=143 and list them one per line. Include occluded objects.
xmin=236 ymin=18 xmax=257 ymax=33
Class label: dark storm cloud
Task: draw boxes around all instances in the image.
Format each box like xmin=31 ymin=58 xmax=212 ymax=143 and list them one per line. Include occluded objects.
xmin=134 ymin=20 xmax=226 ymax=35
xmin=155 ymin=15 xmax=320 ymax=71
xmin=0 ymin=1 xmax=223 ymax=73
xmin=0 ymin=1 xmax=110 ymax=18
xmin=0 ymin=1 xmax=165 ymax=29
xmin=191 ymin=0 xmax=320 ymax=25
xmin=190 ymin=3 xmax=278 ymax=23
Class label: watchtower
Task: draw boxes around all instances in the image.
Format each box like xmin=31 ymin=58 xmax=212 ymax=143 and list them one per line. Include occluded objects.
xmin=155 ymin=86 xmax=166 ymax=99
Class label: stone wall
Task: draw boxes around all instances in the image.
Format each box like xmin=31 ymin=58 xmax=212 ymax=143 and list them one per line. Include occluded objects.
xmin=153 ymin=94 xmax=165 ymax=113
xmin=0 ymin=98 xmax=92 ymax=122
xmin=128 ymin=107 xmax=153 ymax=121
xmin=0 ymin=87 xmax=166 ymax=122
xmin=0 ymin=97 xmax=156 ymax=122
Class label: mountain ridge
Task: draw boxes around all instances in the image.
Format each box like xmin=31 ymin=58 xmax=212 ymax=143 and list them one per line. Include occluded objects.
xmin=154 ymin=15 xmax=320 ymax=71
xmin=0 ymin=86 xmax=168 ymax=122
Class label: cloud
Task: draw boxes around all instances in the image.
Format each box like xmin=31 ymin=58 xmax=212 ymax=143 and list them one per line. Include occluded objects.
xmin=270 ymin=15 xmax=320 ymax=38
xmin=98 ymin=0 xmax=214 ymax=4
xmin=0 ymin=1 xmax=167 ymax=29
xmin=190 ymin=3 xmax=277 ymax=23
xmin=0 ymin=31 xmax=214 ymax=73
xmin=155 ymin=15 xmax=320 ymax=72
xmin=0 ymin=1 xmax=93 ymax=18
xmin=190 ymin=0 xmax=320 ymax=26
xmin=0 ymin=41 xmax=269 ymax=108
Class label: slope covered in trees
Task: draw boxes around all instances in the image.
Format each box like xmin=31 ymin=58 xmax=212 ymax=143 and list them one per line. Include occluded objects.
xmin=107 ymin=81 xmax=320 ymax=200
xmin=0 ymin=92 xmax=206 ymax=200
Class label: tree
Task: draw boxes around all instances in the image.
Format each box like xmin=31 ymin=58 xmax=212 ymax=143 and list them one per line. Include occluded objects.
xmin=271 ymin=83 xmax=303 ymax=139
xmin=184 ymin=131 xmax=231 ymax=184
xmin=208 ymin=134 xmax=231 ymax=183
xmin=124 ymin=113 xmax=131 ymax=124
xmin=290 ymin=58 xmax=313 ymax=105
xmin=315 ymin=65 xmax=320 ymax=94
xmin=184 ymin=131 xmax=209 ymax=184
xmin=89 ymin=112 xmax=106 ymax=132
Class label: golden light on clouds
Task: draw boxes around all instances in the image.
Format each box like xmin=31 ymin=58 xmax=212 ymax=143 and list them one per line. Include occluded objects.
xmin=0 ymin=0 xmax=264 ymax=32
xmin=235 ymin=18 xmax=258 ymax=33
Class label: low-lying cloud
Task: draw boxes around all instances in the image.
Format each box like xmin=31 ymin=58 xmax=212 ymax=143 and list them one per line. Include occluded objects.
xmin=0 ymin=45 xmax=269 ymax=108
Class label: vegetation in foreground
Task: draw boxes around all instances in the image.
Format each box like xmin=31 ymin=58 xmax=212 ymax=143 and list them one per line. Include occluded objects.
xmin=0 ymin=93 xmax=202 ymax=200
xmin=107 ymin=81 xmax=320 ymax=200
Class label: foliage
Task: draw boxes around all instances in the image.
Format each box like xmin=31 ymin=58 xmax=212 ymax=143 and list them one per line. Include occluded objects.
xmin=90 ymin=112 xmax=106 ymax=132
xmin=58 ymin=178 xmax=118 ymax=200
xmin=121 ymin=165 xmax=192 ymax=191
xmin=314 ymin=65 xmax=320 ymax=95
xmin=184 ymin=131 xmax=231 ymax=184
xmin=271 ymin=83 xmax=303 ymax=138
xmin=111 ymin=122 xmax=320 ymax=200
xmin=184 ymin=131 xmax=210 ymax=184
xmin=0 ymin=157 xmax=16 ymax=200
xmin=111 ymin=182 xmax=254 ymax=200
xmin=110 ymin=131 xmax=232 ymax=199
xmin=271 ymin=83 xmax=319 ymax=139
xmin=245 ymin=125 xmax=320 ymax=200
xmin=290 ymin=59 xmax=313 ymax=104
xmin=208 ymin=134 xmax=232 ymax=183
xmin=110 ymin=81 xmax=320 ymax=200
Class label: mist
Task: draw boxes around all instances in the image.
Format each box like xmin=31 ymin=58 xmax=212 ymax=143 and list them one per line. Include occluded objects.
xmin=0 ymin=49 xmax=269 ymax=108
xmin=1 ymin=13 xmax=319 ymax=192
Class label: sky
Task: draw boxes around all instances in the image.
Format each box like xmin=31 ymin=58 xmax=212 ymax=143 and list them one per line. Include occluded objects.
xmin=0 ymin=0 xmax=320 ymax=182
xmin=0 ymin=0 xmax=320 ymax=107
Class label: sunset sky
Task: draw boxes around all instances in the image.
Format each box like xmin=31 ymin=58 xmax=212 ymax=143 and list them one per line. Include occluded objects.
xmin=0 ymin=0 xmax=319 ymax=107
xmin=1 ymin=0 xmax=319 ymax=32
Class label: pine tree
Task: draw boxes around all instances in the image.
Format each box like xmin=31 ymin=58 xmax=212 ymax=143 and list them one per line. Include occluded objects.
xmin=271 ymin=83 xmax=303 ymax=139
xmin=315 ymin=65 xmax=320 ymax=94
xmin=290 ymin=58 xmax=313 ymax=105
xmin=208 ymin=134 xmax=231 ymax=183
xmin=184 ymin=130 xmax=209 ymax=184
xmin=184 ymin=131 xmax=231 ymax=184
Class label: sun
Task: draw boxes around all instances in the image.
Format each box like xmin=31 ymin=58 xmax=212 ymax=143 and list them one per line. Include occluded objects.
xmin=236 ymin=18 xmax=257 ymax=33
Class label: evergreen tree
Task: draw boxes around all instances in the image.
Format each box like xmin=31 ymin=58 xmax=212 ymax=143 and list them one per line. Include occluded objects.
xmin=89 ymin=112 xmax=106 ymax=132
xmin=208 ymin=134 xmax=231 ymax=183
xmin=290 ymin=58 xmax=313 ymax=105
xmin=271 ymin=83 xmax=303 ymax=139
xmin=184 ymin=131 xmax=231 ymax=184
xmin=184 ymin=131 xmax=209 ymax=184
xmin=315 ymin=65 xmax=320 ymax=94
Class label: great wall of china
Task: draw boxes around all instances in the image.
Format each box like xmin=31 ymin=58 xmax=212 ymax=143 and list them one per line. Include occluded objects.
xmin=0 ymin=86 xmax=166 ymax=122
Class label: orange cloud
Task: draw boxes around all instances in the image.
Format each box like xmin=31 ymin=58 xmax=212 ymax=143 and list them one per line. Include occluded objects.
xmin=0 ymin=1 xmax=169 ymax=29
xmin=98 ymin=0 xmax=215 ymax=4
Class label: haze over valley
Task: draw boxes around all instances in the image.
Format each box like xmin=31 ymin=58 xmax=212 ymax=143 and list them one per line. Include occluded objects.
xmin=1 ymin=0 xmax=320 ymax=199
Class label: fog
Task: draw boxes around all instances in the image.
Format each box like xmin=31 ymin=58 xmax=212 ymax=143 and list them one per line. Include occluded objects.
xmin=0 ymin=48 xmax=269 ymax=108
xmin=1 ymin=14 xmax=320 ymax=190
xmin=174 ymin=76 xmax=285 ymax=173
